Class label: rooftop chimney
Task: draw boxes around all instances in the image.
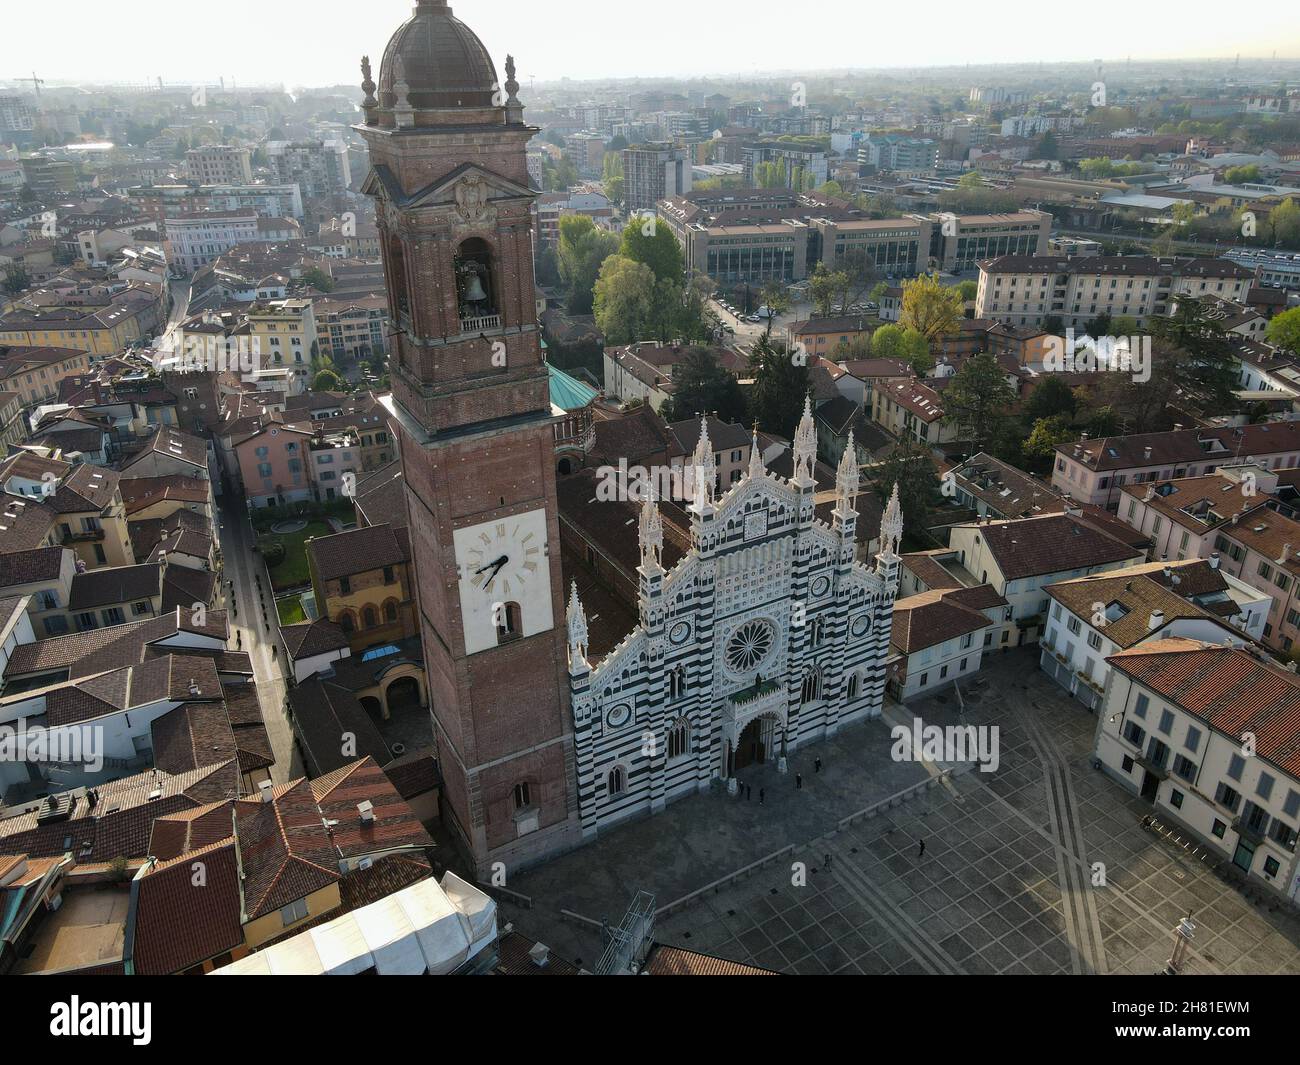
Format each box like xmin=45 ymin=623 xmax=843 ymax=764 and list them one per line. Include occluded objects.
xmin=1149 ymin=609 xmax=1165 ymax=631
xmin=1280 ymin=543 xmax=1292 ymax=565
xmin=357 ymin=800 xmax=375 ymax=824
xmin=528 ymin=942 xmax=551 ymax=968
xmin=1143 ymin=446 xmax=1153 ymax=461
xmin=1209 ymin=552 xmax=1220 ymax=570
xmin=258 ymin=780 xmax=274 ymax=803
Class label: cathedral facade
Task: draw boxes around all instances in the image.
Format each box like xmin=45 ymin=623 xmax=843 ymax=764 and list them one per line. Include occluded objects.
xmin=566 ymin=412 xmax=903 ymax=838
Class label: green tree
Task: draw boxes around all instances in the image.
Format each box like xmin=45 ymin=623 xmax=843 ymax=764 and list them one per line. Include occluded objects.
xmin=1021 ymin=374 xmax=1078 ymax=423
xmin=1023 ymin=415 xmax=1077 ymax=474
xmin=900 ymin=272 xmax=963 ymax=341
xmin=809 ymin=262 xmax=848 ymax=317
xmin=1266 ymin=307 xmax=1300 ymax=353
xmin=870 ymin=324 xmax=932 ymax=374
xmin=1 ymin=265 xmax=31 ymax=296
xmin=957 ymin=170 xmax=985 ymax=189
xmin=312 ymin=368 xmax=345 ymax=392
xmin=619 ymin=218 xmax=683 ymax=284
xmin=592 ymin=255 xmax=655 ymax=343
xmin=748 ymin=334 xmax=809 ymax=439
xmin=661 ymin=348 xmax=747 ymax=424
xmin=868 ymin=436 xmax=937 ymax=552
xmin=942 ymin=353 xmax=1015 ymax=452
xmin=601 ymin=151 xmax=624 ymax=204
xmin=1267 ymin=197 xmax=1300 ymax=248
xmin=300 ymin=266 xmax=334 ymax=293
xmin=1223 ymin=164 xmax=1261 ymax=185
xmin=1149 ymin=295 xmax=1237 ymax=406
xmin=557 ymin=214 xmax=619 ymax=315
xmin=955 ymin=279 xmax=978 ymax=303
xmin=759 ymin=282 xmax=789 ymax=337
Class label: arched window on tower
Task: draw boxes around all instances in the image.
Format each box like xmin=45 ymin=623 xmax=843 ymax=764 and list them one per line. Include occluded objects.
xmin=667 ymin=717 xmax=690 ymax=760
xmin=801 ymin=667 xmax=822 ymax=705
xmin=454 ymin=237 xmax=498 ymax=331
xmin=607 ymin=765 xmax=626 ymax=797
xmin=495 ymin=601 xmax=522 ymax=642
xmin=846 ymin=673 xmax=859 ymax=701
xmin=386 ymin=234 xmax=410 ymax=319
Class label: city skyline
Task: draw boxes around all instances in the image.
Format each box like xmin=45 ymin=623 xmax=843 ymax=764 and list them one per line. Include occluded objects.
xmin=6 ymin=0 xmax=1300 ymax=90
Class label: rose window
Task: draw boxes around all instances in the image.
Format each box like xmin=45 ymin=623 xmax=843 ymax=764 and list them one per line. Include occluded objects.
xmin=726 ymin=620 xmax=774 ymax=673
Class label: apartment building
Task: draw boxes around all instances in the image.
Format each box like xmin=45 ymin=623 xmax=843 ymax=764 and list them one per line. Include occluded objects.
xmin=936 ymin=513 xmax=1145 ymax=646
xmin=267 ymin=139 xmax=352 ymax=197
xmin=931 ymin=211 xmax=1051 ymax=273
xmin=164 ymin=212 xmax=302 ymax=274
xmin=742 ymin=143 xmax=829 ymax=189
xmin=1040 ymin=557 xmax=1269 ymax=711
xmin=316 ymin=295 xmax=388 ymax=362
xmin=859 ymin=135 xmax=940 ymax=171
xmin=0 ymin=284 xmax=162 ymax=361
xmin=622 ymin=144 xmax=692 ymax=211
xmin=0 ymin=346 xmax=92 ymax=405
xmin=183 ymin=145 xmax=253 ymax=185
xmin=1097 ymin=640 xmax=1300 ymax=901
xmin=975 ymin=254 xmax=1255 ymax=328
xmin=248 ymin=298 xmax=318 ymax=388
xmin=565 ymin=132 xmax=607 ymax=178
xmin=889 ymin=584 xmax=1005 ymax=701
xmin=1052 ymin=422 xmax=1300 ymax=509
xmin=871 ymin=377 xmax=959 ymax=447
xmin=1117 ymin=463 xmax=1273 ymax=562
xmin=1207 ymin=503 xmax=1300 ymax=654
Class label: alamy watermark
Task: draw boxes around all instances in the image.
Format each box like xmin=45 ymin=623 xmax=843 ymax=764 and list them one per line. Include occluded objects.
xmin=1042 ymin=329 xmax=1151 ymax=382
xmin=890 ymin=716 xmax=1000 ymax=772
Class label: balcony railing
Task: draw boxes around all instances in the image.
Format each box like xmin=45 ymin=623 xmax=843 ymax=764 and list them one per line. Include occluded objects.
xmin=459 ymin=313 xmax=502 ymax=333
xmin=63 ymin=527 xmax=105 ymax=544
xmin=729 ymin=678 xmax=781 ymax=707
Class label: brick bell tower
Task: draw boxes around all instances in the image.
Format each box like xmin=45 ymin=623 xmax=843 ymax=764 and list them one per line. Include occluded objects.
xmin=357 ymin=0 xmax=579 ymax=875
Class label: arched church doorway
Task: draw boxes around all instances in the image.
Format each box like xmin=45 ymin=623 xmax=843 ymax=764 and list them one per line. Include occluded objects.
xmin=734 ymin=717 xmax=767 ymax=770
xmin=386 ymin=676 xmax=421 ymax=714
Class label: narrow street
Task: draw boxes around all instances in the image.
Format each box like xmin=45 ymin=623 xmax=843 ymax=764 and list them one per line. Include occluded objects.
xmin=217 ymin=488 xmax=302 ymax=783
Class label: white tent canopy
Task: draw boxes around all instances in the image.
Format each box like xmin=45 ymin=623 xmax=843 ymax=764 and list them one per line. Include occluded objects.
xmin=211 ymin=872 xmax=498 ymax=976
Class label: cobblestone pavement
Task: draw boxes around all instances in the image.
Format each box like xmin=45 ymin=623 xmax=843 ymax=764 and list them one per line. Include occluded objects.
xmin=503 ymin=648 xmax=1300 ymax=974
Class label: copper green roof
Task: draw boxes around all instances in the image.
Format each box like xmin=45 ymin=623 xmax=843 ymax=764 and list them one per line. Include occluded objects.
xmin=547 ymin=363 xmax=597 ymax=412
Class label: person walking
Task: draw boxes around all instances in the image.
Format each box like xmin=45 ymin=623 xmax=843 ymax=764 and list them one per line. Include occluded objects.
xmin=795 ymin=773 xmax=803 ymax=790
xmin=917 ymin=838 xmax=926 ymax=858
xmin=823 ymin=853 xmax=832 ymax=872
xmin=759 ymin=788 xmax=765 ymax=805
xmin=814 ymin=757 xmax=822 ymax=773
xmin=746 ymin=783 xmax=752 ymax=800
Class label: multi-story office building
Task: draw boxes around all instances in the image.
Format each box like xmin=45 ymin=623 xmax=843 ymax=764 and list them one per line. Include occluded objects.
xmin=183 ymin=145 xmax=254 ymax=185
xmin=976 ymin=254 xmax=1253 ymax=327
xmin=931 ymin=210 xmax=1051 ymax=272
xmin=622 ymin=144 xmax=692 ymax=211
xmin=267 ymin=139 xmax=352 ymax=197
xmin=858 ymin=135 xmax=939 ymax=172
xmin=564 ymin=132 xmax=606 ymax=178
xmin=741 ymin=142 xmax=828 ymax=189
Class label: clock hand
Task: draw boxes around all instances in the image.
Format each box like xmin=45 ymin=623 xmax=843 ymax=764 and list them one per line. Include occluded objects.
xmin=483 ymin=555 xmax=510 ymax=585
xmin=474 ymin=554 xmax=508 ymax=576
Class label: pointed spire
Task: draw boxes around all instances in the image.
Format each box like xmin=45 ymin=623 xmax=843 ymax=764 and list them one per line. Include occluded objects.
xmin=690 ymin=413 xmax=716 ymax=508
xmin=567 ymin=580 xmax=588 ymax=659
xmin=748 ymin=426 xmax=765 ymax=478
xmin=792 ymin=394 xmax=816 ymax=484
xmin=836 ymin=430 xmax=859 ymax=506
xmin=881 ymin=482 xmax=904 ymax=555
xmin=639 ymin=485 xmax=663 ymax=569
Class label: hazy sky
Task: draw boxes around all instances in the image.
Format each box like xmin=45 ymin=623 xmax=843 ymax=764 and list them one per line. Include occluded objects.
xmin=6 ymin=0 xmax=1298 ymax=89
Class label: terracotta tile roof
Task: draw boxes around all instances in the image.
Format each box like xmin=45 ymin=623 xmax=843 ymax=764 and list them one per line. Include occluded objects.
xmin=1216 ymin=506 xmax=1300 ymax=577
xmin=587 ymin=405 xmax=681 ymax=467
xmin=1058 ymin=422 xmax=1300 ymax=473
xmin=968 ymin=513 xmax=1142 ymax=581
xmin=119 ymin=474 xmax=209 ymax=514
xmin=150 ymin=701 xmax=239 ymax=776
xmin=494 ymin=930 xmax=583 ymax=975
xmin=1108 ymin=639 xmax=1300 ymax=777
xmin=900 ymin=551 xmax=963 ymax=591
xmin=0 ymin=497 xmax=57 ymax=551
xmin=381 ymin=750 xmax=439 ymax=800
xmin=353 ymin=461 xmax=407 ymax=530
xmin=0 ymin=761 xmax=239 ymax=862
xmin=147 ymin=800 xmax=235 ymax=861
xmin=68 ymin=562 xmax=162 ymax=610
xmin=281 ymin=618 xmax=348 ymax=660
xmin=287 ymin=676 xmax=390 ymax=776
xmin=233 ymin=779 xmax=339 ymax=920
xmin=1047 ymin=559 xmax=1245 ymax=649
xmin=0 ymin=546 xmax=65 ymax=588
xmin=306 ymin=523 xmax=407 ymax=582
xmin=131 ymin=839 xmax=244 ymax=975
xmin=124 ymin=427 xmax=208 ymax=472
xmin=642 ymin=943 xmax=779 ymax=975
xmin=49 ymin=464 xmax=119 ymax=513
xmin=162 ymin=564 xmax=216 ymax=612
xmin=891 ymin=587 xmax=994 ymax=655
xmin=950 ymin=452 xmax=1064 ymax=519
xmin=1118 ymin=472 xmax=1265 ymax=533
xmin=310 ymin=757 xmax=431 ymax=861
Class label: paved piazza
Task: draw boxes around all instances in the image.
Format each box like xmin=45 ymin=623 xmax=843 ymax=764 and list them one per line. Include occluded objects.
xmin=501 ymin=648 xmax=1300 ymax=974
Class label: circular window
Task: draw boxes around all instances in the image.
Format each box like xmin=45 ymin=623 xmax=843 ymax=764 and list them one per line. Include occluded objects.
xmin=810 ymin=575 xmax=830 ymax=598
xmin=606 ymin=704 xmax=632 ymax=729
xmin=669 ymin=621 xmax=690 ymax=645
xmin=850 ymin=613 xmax=869 ymax=637
xmin=725 ymin=619 xmax=775 ymax=674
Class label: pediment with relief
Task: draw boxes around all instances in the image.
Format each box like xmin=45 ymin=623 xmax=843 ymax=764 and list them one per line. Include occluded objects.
xmin=362 ymin=162 xmax=534 ymax=221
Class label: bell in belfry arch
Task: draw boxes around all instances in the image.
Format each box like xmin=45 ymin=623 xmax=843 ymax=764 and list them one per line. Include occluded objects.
xmin=462 ymin=272 xmax=487 ymax=304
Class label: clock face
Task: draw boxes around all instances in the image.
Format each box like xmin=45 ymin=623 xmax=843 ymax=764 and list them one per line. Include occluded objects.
xmin=459 ymin=519 xmax=545 ymax=598
xmin=452 ymin=508 xmax=553 ymax=655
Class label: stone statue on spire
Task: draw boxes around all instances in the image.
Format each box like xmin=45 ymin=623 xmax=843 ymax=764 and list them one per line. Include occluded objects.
xmin=792 ymin=395 xmax=816 ymax=484
xmin=639 ymin=486 xmax=663 ymax=569
xmin=360 ymin=56 xmax=377 ymax=113
xmin=567 ymin=580 xmax=588 ymax=663
xmin=690 ymin=414 xmax=716 ymax=508
xmin=836 ymin=430 xmax=859 ymax=509
xmin=880 ymin=482 xmax=904 ymax=556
